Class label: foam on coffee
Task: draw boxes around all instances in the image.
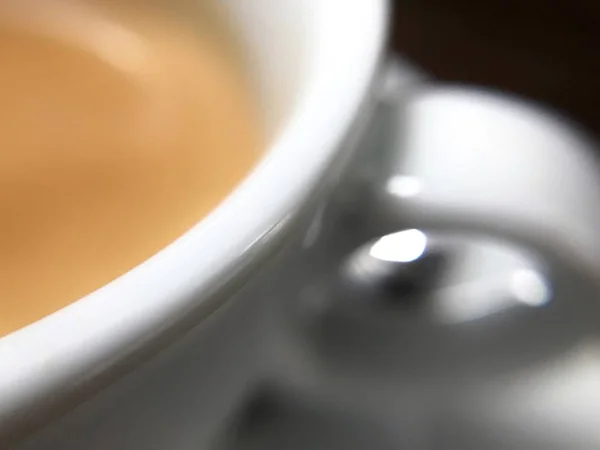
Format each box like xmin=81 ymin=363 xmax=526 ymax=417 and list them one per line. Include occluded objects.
xmin=0 ymin=0 xmax=263 ymax=336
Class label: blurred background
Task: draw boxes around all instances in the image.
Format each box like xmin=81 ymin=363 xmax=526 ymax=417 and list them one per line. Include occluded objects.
xmin=391 ymin=0 xmax=600 ymax=134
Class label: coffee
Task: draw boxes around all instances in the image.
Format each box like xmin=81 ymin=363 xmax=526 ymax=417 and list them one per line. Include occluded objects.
xmin=0 ymin=0 xmax=263 ymax=336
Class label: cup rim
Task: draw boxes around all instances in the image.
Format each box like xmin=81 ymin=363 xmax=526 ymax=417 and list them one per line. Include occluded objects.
xmin=0 ymin=0 xmax=388 ymax=437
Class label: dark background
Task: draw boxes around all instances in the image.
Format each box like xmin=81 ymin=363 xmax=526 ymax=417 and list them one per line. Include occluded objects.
xmin=390 ymin=0 xmax=600 ymax=134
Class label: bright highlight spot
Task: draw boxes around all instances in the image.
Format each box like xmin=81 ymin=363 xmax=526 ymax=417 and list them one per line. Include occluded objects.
xmin=386 ymin=175 xmax=422 ymax=198
xmin=369 ymin=229 xmax=427 ymax=263
xmin=510 ymin=269 xmax=551 ymax=307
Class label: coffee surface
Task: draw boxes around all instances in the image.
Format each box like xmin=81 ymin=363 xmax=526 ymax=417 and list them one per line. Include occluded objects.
xmin=0 ymin=0 xmax=262 ymax=336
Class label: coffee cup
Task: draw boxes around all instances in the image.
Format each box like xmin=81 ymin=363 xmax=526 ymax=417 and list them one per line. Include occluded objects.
xmin=3 ymin=0 xmax=600 ymax=447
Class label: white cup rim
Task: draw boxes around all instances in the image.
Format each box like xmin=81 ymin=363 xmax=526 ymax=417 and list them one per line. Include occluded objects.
xmin=0 ymin=0 xmax=388 ymax=434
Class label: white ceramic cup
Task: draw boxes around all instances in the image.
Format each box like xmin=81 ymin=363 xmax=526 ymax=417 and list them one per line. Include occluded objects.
xmin=0 ymin=0 xmax=387 ymax=441
xmin=3 ymin=0 xmax=600 ymax=445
